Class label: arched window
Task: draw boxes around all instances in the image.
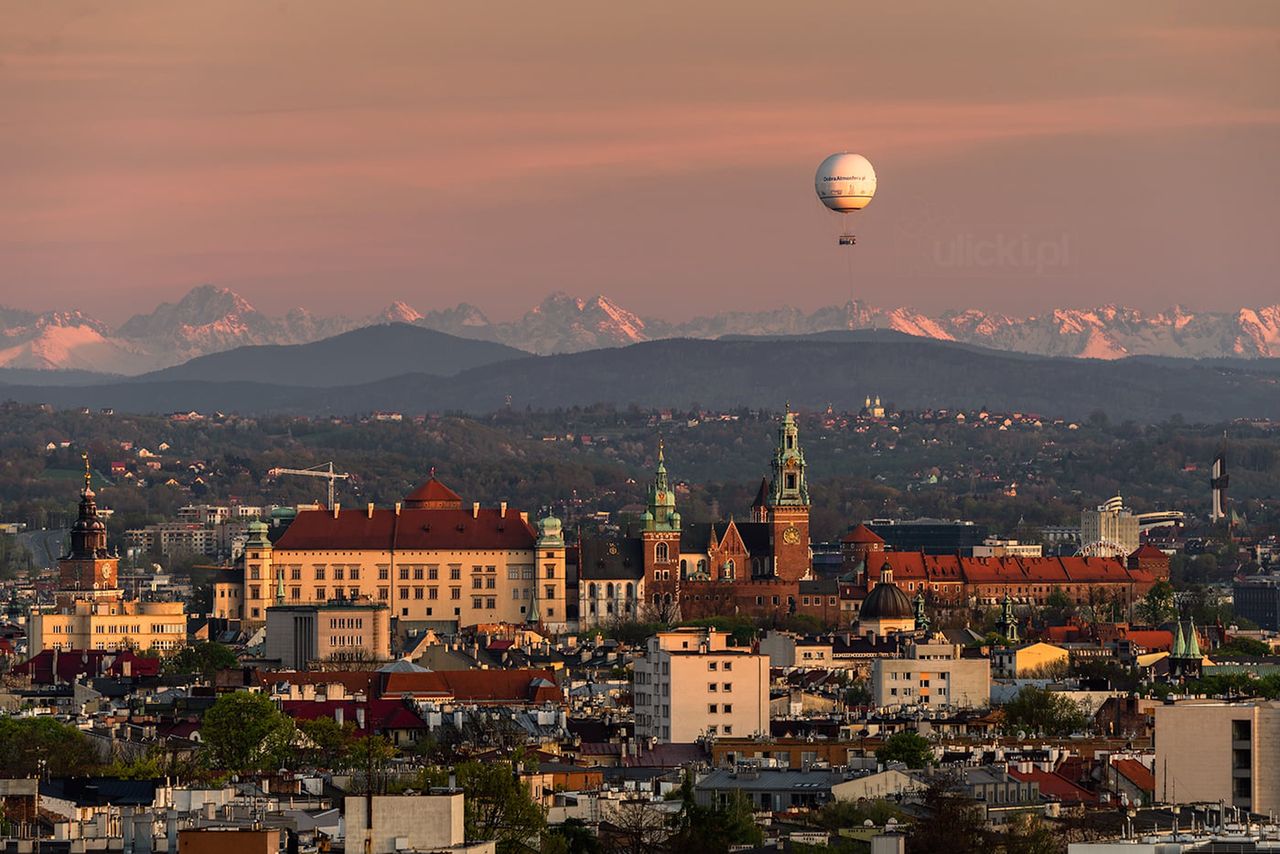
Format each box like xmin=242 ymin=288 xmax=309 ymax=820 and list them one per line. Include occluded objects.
xmin=724 ymin=559 xmax=735 ymax=579
xmin=698 ymin=559 xmax=707 ymax=573
xmin=655 ymin=542 xmax=669 ymax=563
xmin=626 ymin=582 xmax=634 ymax=600
xmin=588 ymin=583 xmax=597 ymax=599
xmin=606 ymin=583 xmax=614 ymax=599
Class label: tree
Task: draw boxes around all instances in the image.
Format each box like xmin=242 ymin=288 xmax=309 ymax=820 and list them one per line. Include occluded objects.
xmin=604 ymin=799 xmax=670 ymax=854
xmin=455 ymin=759 xmax=547 ymax=854
xmin=1134 ymin=581 xmax=1175 ymax=627
xmin=164 ymin=643 xmax=239 ymax=680
xmin=543 ymin=818 xmax=603 ymax=854
xmin=1213 ymin=636 xmax=1272 ymax=659
xmin=875 ymin=731 xmax=933 ymax=768
xmin=666 ymin=780 xmax=761 ymax=853
xmin=0 ymin=717 xmax=99 ymax=778
xmin=906 ymin=774 xmax=991 ymax=854
xmin=1002 ymin=686 xmax=1089 ymax=737
xmin=200 ymin=691 xmax=295 ymax=774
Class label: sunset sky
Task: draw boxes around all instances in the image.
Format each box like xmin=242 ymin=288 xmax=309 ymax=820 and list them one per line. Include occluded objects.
xmin=3 ymin=1 xmax=1278 ymax=322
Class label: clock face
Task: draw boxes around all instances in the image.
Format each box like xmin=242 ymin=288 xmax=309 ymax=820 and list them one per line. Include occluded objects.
xmin=657 ymin=492 xmax=666 ymax=502
xmin=782 ymin=525 xmax=801 ymax=545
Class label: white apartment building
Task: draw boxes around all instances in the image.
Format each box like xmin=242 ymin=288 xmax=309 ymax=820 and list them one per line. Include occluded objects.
xmin=870 ymin=638 xmax=990 ymax=710
xmin=634 ymin=628 xmax=769 ymax=743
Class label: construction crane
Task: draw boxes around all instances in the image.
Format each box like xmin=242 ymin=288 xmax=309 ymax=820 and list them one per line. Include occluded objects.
xmin=267 ymin=461 xmax=351 ymax=508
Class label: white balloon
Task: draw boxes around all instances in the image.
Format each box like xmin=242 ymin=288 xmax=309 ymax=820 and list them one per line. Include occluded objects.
xmin=815 ymin=153 xmax=876 ymax=213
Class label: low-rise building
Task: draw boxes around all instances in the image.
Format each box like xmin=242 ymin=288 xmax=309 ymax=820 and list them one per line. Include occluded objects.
xmin=264 ymin=600 xmax=391 ymax=670
xmin=991 ymin=641 xmax=1070 ymax=678
xmin=870 ymin=638 xmax=990 ymax=710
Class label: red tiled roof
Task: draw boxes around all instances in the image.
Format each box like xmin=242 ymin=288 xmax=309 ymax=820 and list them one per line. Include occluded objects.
xmin=1129 ymin=544 xmax=1167 ymax=560
xmin=14 ymin=649 xmax=161 ymax=683
xmin=380 ymin=668 xmax=562 ymax=704
xmin=404 ymin=477 xmax=463 ymax=508
xmin=283 ymin=698 xmax=427 ymax=735
xmin=877 ymin=553 xmax=1146 ymax=587
xmin=842 ymin=524 xmax=884 ymax=545
xmin=1112 ymin=758 xmax=1156 ymax=794
xmin=274 ymin=505 xmax=536 ymax=551
xmin=1122 ymin=630 xmax=1173 ymax=652
xmin=1009 ymin=767 xmax=1097 ymax=805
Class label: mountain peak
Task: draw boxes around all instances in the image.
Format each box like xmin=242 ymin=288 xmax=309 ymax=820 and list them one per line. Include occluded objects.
xmin=380 ymin=301 xmax=423 ymax=324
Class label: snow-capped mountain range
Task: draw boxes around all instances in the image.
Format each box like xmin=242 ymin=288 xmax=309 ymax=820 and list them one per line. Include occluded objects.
xmin=2 ymin=285 xmax=1278 ymax=374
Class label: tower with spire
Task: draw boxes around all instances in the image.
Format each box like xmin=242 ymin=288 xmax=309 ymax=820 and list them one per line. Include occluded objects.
xmin=641 ymin=438 xmax=681 ymax=618
xmin=59 ymin=454 xmax=119 ymax=593
xmin=765 ymin=406 xmax=811 ymax=583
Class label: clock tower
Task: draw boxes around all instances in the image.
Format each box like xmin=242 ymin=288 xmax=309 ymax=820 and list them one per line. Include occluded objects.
xmin=59 ymin=454 xmax=119 ymax=593
xmin=767 ymin=407 xmax=811 ymax=583
xmin=641 ymin=439 xmax=680 ymax=618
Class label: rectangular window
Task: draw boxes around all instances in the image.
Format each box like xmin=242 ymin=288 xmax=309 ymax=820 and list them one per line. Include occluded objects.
xmin=723 ymin=704 xmax=733 ymax=714
xmin=413 ymin=566 xmax=424 ymax=580
xmin=314 ymin=566 xmax=325 ymax=580
xmin=428 ymin=566 xmax=438 ymax=579
xmin=451 ymin=587 xmax=461 ymax=600
xmin=545 ymin=565 xmax=556 ymax=578
xmin=350 ymin=567 xmax=360 ymax=580
xmin=291 ymin=567 xmax=302 ymax=580
xmin=349 ymin=587 xmax=358 ymax=599
xmin=378 ymin=587 xmax=389 ymax=600
xmin=723 ymin=661 xmax=732 ymax=671
xmin=290 ymin=586 xmax=301 ymax=600
xmin=399 ymin=567 xmax=410 ymax=580
xmin=509 ymin=566 xmax=521 ymax=580
xmin=472 ymin=577 xmax=483 ymax=589
xmin=334 ymin=566 xmax=345 ymax=580
xmin=399 ymin=588 xmax=409 ymax=599
xmin=378 ymin=566 xmax=389 ymax=580
xmin=708 ymin=704 xmax=718 ymax=714
xmin=708 ymin=683 xmax=718 ymax=692
xmin=723 ymin=683 xmax=732 ymax=692
xmin=449 ymin=566 xmax=461 ymax=580
xmin=429 ymin=587 xmax=438 ymax=600
xmin=709 ymin=662 xmax=718 ymax=671
xmin=472 ymin=597 xmax=483 ymax=609
xmin=249 ymin=585 xmax=260 ymax=599
xmin=315 ymin=587 xmax=326 ymax=600
xmin=414 ymin=587 xmax=424 ymax=599
xmin=486 ymin=577 xmax=496 ymax=589
xmin=545 ymin=585 xmax=556 ymax=600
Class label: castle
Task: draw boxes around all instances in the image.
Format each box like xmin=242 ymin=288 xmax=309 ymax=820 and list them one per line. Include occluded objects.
xmin=578 ymin=408 xmax=830 ymax=627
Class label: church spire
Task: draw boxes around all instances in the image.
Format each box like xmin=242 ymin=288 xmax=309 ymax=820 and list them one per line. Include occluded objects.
xmin=644 ymin=436 xmax=679 ymax=532
xmin=768 ymin=407 xmax=809 ymax=507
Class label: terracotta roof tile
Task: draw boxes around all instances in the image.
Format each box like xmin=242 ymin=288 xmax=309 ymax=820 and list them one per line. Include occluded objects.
xmin=274 ymin=506 xmax=536 ymax=551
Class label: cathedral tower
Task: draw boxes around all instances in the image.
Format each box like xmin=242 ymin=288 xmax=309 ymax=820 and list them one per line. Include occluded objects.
xmin=767 ymin=407 xmax=811 ymax=583
xmin=641 ymin=439 xmax=680 ymax=618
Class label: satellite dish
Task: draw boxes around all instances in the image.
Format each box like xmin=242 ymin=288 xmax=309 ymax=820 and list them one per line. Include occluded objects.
xmin=815 ymin=153 xmax=877 ymax=245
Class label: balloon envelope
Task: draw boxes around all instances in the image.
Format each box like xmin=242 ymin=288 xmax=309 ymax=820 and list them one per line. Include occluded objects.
xmin=815 ymin=153 xmax=876 ymax=212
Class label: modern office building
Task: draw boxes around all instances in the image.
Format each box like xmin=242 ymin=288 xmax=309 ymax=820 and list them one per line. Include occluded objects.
xmin=1080 ymin=495 xmax=1141 ymax=557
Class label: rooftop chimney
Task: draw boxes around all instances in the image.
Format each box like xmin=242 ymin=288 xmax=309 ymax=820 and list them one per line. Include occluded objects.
xmin=394 ymin=502 xmax=402 ymax=515
xmin=332 ymin=503 xmax=340 ymax=519
xmin=472 ymin=502 xmax=480 ymax=519
xmin=367 ymin=503 xmax=375 ymax=519
xmin=500 ymin=501 xmax=508 ymax=517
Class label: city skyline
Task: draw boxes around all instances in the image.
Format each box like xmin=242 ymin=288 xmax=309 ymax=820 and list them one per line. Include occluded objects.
xmin=3 ymin=2 xmax=1278 ymax=322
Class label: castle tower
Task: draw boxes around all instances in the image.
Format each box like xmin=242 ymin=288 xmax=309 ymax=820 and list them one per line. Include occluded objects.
xmin=641 ymin=439 xmax=680 ymax=618
xmin=59 ymin=454 xmax=119 ymax=594
xmin=766 ymin=407 xmax=811 ymax=583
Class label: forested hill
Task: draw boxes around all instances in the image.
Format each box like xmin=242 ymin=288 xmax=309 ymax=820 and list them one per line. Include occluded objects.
xmin=2 ymin=334 xmax=1278 ymax=423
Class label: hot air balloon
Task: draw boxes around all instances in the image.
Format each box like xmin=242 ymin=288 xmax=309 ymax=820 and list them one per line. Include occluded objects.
xmin=815 ymin=153 xmax=876 ymax=245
